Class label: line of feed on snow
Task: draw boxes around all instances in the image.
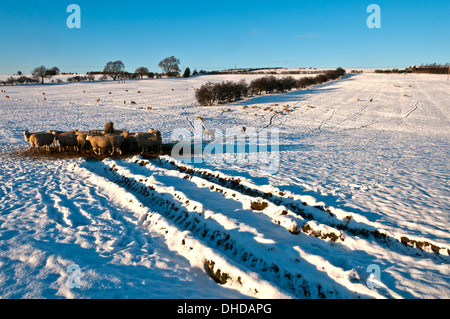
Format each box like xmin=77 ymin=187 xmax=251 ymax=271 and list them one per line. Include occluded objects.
xmin=126 ymin=156 xmax=352 ymax=247
xmin=126 ymin=156 xmax=448 ymax=295
xmin=85 ymin=160 xmax=308 ymax=298
xmin=88 ymin=158 xmax=382 ymax=298
xmin=76 ymin=159 xmax=293 ymax=298
xmin=127 ymin=156 xmax=305 ymax=237
xmin=157 ymin=155 xmax=450 ymax=258
xmin=157 ymin=156 xmax=382 ymax=231
xmin=105 ymin=158 xmax=302 ymax=257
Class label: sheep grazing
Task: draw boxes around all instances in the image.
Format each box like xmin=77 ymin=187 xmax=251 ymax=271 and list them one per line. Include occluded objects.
xmin=96 ymin=98 xmax=101 ymax=102
xmin=135 ymin=132 xmax=162 ymax=154
xmin=196 ymin=117 xmax=215 ymax=138
xmin=49 ymin=130 xmax=78 ymax=152
xmin=85 ymin=135 xmax=109 ymax=155
xmin=148 ymin=128 xmax=160 ymax=135
xmin=76 ymin=134 xmax=92 ymax=153
xmin=22 ymin=130 xmax=56 ymax=152
xmin=86 ymin=134 xmax=125 ymax=155
xmin=131 ymin=101 xmax=136 ymax=104
xmin=53 ymin=132 xmax=78 ymax=152
xmin=5 ymin=96 xmax=10 ymax=99
xmin=106 ymin=134 xmax=125 ymax=155
xmin=121 ymin=131 xmax=138 ymax=153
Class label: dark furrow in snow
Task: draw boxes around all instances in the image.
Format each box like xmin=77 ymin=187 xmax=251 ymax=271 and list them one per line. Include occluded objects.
xmin=156 ymin=156 xmax=450 ymax=260
xmin=80 ymin=158 xmax=375 ymax=299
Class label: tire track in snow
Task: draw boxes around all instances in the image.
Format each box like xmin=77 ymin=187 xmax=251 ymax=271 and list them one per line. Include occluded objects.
xmin=403 ymin=102 xmax=420 ymax=119
xmin=317 ymin=110 xmax=336 ymax=132
xmin=157 ymin=156 xmax=450 ymax=260
xmin=77 ymin=157 xmax=385 ymax=299
xmin=77 ymin=159 xmax=295 ymax=298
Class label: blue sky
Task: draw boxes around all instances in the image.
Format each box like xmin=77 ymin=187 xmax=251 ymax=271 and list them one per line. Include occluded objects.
xmin=0 ymin=0 xmax=449 ymax=74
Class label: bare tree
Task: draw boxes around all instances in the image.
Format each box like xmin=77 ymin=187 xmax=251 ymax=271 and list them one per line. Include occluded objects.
xmin=135 ymin=67 xmax=149 ymax=79
xmin=158 ymin=56 xmax=181 ymax=77
xmin=103 ymin=60 xmax=125 ymax=80
xmin=32 ymin=66 xmax=52 ymax=84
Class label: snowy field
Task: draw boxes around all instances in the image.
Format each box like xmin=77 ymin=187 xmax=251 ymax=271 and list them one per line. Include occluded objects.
xmin=0 ymin=72 xmax=448 ymax=299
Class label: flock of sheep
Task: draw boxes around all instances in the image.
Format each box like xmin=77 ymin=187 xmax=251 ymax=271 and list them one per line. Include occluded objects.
xmin=22 ymin=123 xmax=162 ymax=156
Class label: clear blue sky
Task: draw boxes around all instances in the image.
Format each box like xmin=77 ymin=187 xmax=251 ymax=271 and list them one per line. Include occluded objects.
xmin=0 ymin=0 xmax=449 ymax=74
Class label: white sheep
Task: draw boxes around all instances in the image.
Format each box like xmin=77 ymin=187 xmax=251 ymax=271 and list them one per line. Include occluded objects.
xmin=135 ymin=132 xmax=162 ymax=153
xmin=86 ymin=134 xmax=125 ymax=155
xmin=76 ymin=134 xmax=91 ymax=153
xmin=51 ymin=131 xmax=78 ymax=152
xmin=148 ymin=128 xmax=160 ymax=135
xmin=196 ymin=117 xmax=215 ymax=139
xmin=121 ymin=131 xmax=138 ymax=152
xmin=22 ymin=130 xmax=56 ymax=152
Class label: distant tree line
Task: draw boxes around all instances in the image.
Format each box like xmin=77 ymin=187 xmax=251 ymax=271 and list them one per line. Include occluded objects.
xmin=414 ymin=63 xmax=450 ymax=74
xmin=67 ymin=74 xmax=96 ymax=82
xmin=0 ymin=76 xmax=39 ymax=85
xmin=195 ymin=68 xmax=346 ymax=106
xmin=0 ymin=56 xmax=186 ymax=85
xmin=374 ymin=64 xmax=450 ymax=75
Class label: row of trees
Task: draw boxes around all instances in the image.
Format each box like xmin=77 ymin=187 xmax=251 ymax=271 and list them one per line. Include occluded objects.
xmin=374 ymin=64 xmax=450 ymax=75
xmin=195 ymin=68 xmax=346 ymax=106
xmin=29 ymin=66 xmax=61 ymax=84
xmin=0 ymin=76 xmax=40 ymax=85
xmin=2 ymin=56 xmax=186 ymax=85
xmin=413 ymin=64 xmax=449 ymax=74
xmin=0 ymin=66 xmax=62 ymax=85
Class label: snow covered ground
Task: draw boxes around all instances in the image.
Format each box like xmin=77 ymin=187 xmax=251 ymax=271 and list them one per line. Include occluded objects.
xmin=0 ymin=72 xmax=448 ymax=299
